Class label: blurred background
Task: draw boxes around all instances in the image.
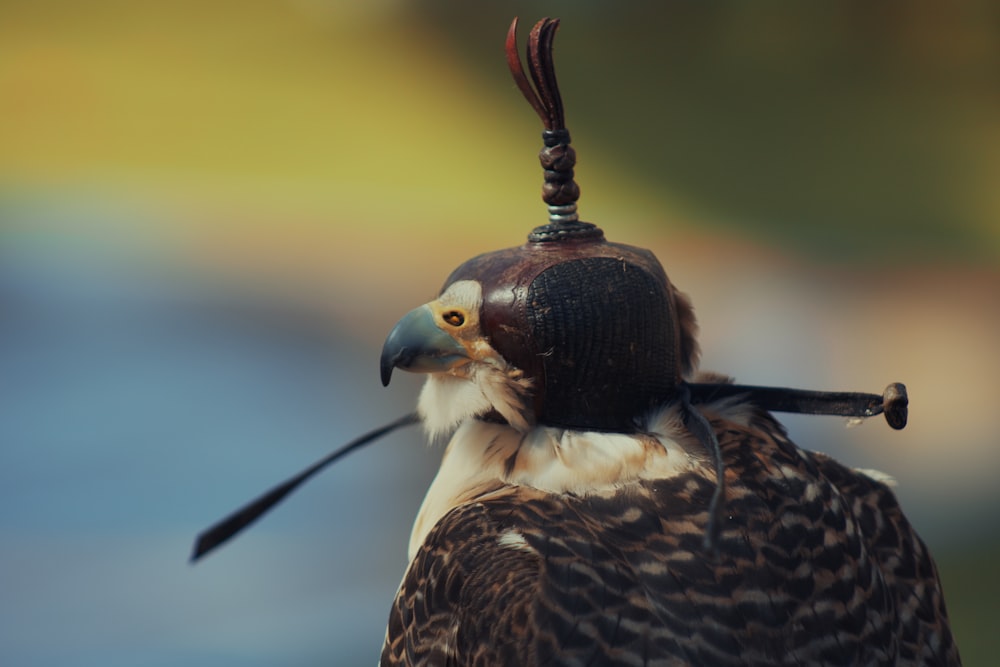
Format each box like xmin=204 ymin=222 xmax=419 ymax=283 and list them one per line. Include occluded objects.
xmin=1 ymin=1 xmax=997 ymax=665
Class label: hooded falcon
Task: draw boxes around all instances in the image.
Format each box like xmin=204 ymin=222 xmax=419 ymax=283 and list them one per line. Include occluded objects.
xmin=377 ymin=18 xmax=959 ymax=667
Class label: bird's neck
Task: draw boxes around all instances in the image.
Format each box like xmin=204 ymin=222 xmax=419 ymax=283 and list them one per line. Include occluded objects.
xmin=408 ymin=402 xmax=733 ymax=560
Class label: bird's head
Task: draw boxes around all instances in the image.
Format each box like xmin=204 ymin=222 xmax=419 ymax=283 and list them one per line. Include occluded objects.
xmin=380 ymin=226 xmax=699 ymax=438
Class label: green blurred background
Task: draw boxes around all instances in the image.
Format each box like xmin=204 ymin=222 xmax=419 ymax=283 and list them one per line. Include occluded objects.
xmin=1 ymin=1 xmax=997 ymax=665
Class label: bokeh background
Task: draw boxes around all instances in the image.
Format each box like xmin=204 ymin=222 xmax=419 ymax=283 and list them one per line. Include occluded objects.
xmin=1 ymin=1 xmax=997 ymax=665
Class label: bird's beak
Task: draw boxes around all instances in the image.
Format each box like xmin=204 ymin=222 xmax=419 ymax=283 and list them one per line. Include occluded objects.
xmin=380 ymin=305 xmax=469 ymax=386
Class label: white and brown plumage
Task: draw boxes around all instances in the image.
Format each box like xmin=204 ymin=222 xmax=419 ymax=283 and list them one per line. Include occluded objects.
xmin=377 ymin=17 xmax=959 ymax=667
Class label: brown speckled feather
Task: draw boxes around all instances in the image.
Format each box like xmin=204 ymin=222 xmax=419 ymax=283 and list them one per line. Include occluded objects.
xmin=381 ymin=409 xmax=958 ymax=666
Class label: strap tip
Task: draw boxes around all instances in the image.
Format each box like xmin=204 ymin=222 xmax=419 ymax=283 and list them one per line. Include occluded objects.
xmin=883 ymin=383 xmax=908 ymax=430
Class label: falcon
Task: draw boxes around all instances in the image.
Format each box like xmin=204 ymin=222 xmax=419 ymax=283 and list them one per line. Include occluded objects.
xmin=376 ymin=18 xmax=960 ymax=667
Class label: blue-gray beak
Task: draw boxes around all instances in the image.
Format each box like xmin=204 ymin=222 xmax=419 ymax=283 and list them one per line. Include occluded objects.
xmin=380 ymin=305 xmax=469 ymax=386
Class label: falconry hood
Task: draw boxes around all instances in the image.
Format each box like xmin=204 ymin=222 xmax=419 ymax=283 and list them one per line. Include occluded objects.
xmin=384 ymin=18 xmax=697 ymax=433
xmin=441 ymin=229 xmax=692 ymax=432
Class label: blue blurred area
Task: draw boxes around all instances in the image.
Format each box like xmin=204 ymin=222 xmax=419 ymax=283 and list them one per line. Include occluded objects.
xmin=0 ymin=204 xmax=435 ymax=666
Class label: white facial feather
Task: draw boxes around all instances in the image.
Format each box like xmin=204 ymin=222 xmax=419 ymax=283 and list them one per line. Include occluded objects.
xmin=417 ymin=366 xmax=532 ymax=440
xmin=435 ymin=279 xmax=483 ymax=314
xmin=417 ymin=374 xmax=493 ymax=441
